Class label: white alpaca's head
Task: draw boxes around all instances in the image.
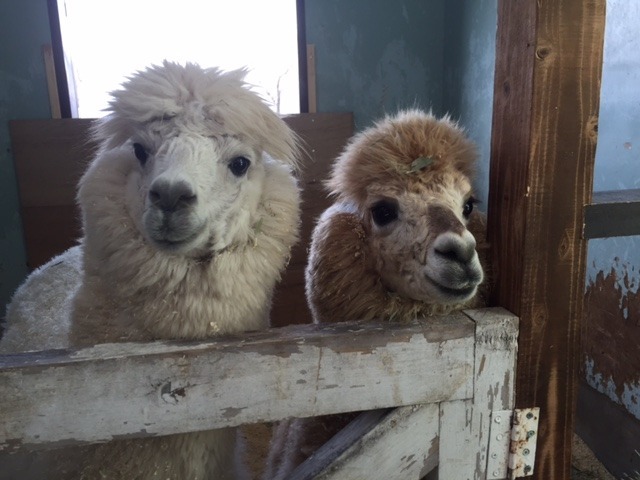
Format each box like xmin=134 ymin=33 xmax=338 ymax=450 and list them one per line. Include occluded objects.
xmin=88 ymin=61 xmax=298 ymax=259
xmin=327 ymin=110 xmax=484 ymax=305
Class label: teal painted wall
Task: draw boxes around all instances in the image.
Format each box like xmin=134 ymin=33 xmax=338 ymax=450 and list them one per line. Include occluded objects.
xmin=0 ymin=0 xmax=53 ymax=315
xmin=443 ymin=0 xmax=497 ymax=207
xmin=305 ymin=0 xmax=446 ymax=131
xmin=305 ymin=0 xmax=497 ymax=205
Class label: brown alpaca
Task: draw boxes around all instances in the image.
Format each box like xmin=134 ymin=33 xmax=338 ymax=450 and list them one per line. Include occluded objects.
xmin=265 ymin=109 xmax=488 ymax=478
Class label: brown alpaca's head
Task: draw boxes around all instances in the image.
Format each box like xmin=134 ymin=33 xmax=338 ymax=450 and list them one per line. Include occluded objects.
xmin=327 ymin=110 xmax=483 ymax=305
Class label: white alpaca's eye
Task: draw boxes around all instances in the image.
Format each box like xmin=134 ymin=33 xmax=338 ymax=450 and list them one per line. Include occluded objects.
xmin=229 ymin=156 xmax=251 ymax=177
xmin=133 ymin=143 xmax=148 ymax=165
xmin=463 ymin=197 xmax=476 ymax=218
xmin=370 ymin=199 xmax=398 ymax=227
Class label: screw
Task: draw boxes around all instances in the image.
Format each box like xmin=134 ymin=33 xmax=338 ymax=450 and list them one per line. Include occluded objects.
xmin=491 ymin=453 xmax=498 ymax=459
xmin=527 ymin=430 xmax=536 ymax=439
xmin=497 ymin=434 xmax=503 ymax=441
xmin=523 ymin=448 xmax=530 ymax=456
xmin=495 ymin=416 xmax=502 ymax=424
xmin=493 ymin=471 xmax=500 ymax=477
xmin=524 ymin=465 xmax=532 ymax=474
xmin=526 ymin=412 xmax=534 ymax=419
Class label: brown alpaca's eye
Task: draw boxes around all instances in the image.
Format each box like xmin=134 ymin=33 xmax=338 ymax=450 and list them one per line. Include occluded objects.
xmin=371 ymin=199 xmax=398 ymax=227
xmin=463 ymin=197 xmax=476 ymax=218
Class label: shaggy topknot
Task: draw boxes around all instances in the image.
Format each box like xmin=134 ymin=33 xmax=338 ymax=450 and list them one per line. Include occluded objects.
xmin=327 ymin=109 xmax=477 ymax=204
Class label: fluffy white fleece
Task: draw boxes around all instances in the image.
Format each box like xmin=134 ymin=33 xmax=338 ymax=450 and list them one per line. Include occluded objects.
xmin=1 ymin=61 xmax=301 ymax=480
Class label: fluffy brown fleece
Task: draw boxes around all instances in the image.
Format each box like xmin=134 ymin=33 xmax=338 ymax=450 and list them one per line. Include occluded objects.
xmin=265 ymin=110 xmax=489 ymax=478
xmin=327 ymin=109 xmax=477 ymax=205
xmin=309 ymin=109 xmax=486 ymax=324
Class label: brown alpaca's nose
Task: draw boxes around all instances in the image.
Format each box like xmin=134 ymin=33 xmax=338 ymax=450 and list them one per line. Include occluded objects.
xmin=433 ymin=232 xmax=477 ymax=264
xmin=149 ymin=179 xmax=197 ymax=213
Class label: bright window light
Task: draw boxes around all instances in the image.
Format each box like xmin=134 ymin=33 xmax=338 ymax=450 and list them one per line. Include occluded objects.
xmin=57 ymin=0 xmax=300 ymax=117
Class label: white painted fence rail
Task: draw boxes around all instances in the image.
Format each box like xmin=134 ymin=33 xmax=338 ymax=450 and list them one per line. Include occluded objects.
xmin=0 ymin=307 xmax=519 ymax=479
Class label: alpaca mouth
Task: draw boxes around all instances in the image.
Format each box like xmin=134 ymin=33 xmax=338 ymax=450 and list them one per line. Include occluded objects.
xmin=144 ymin=209 xmax=207 ymax=252
xmin=148 ymin=225 xmax=206 ymax=252
xmin=425 ymin=275 xmax=478 ymax=300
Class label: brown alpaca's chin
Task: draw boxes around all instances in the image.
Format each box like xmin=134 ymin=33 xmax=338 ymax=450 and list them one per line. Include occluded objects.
xmin=430 ymin=284 xmax=478 ymax=304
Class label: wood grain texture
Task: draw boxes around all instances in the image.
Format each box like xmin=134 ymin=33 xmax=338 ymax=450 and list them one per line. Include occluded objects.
xmin=489 ymin=1 xmax=605 ymax=479
xmin=0 ymin=314 xmax=474 ymax=452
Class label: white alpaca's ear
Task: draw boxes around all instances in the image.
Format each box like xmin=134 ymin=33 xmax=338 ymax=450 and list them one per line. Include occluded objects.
xmin=257 ymin=111 xmax=301 ymax=170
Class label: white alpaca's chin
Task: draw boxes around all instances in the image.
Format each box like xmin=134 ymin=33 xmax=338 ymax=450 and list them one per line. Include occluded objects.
xmin=143 ymin=209 xmax=209 ymax=255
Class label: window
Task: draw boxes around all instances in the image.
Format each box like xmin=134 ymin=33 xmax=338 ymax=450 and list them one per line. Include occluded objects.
xmin=55 ymin=0 xmax=300 ymax=117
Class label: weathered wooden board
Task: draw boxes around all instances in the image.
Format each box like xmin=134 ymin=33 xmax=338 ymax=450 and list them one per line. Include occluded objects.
xmin=291 ymin=404 xmax=440 ymax=480
xmin=270 ymin=113 xmax=353 ymax=326
xmin=288 ymin=409 xmax=392 ymax=480
xmin=583 ymin=188 xmax=640 ymax=238
xmin=439 ymin=308 xmax=518 ymax=480
xmin=489 ymin=1 xmax=605 ymax=479
xmin=0 ymin=314 xmax=474 ymax=452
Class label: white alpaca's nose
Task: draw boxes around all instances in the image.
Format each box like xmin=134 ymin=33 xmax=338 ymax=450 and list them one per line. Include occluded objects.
xmin=149 ymin=179 xmax=197 ymax=213
xmin=433 ymin=231 xmax=477 ymax=264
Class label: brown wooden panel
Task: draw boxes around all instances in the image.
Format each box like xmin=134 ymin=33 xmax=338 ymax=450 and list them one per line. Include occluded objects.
xmin=9 ymin=118 xmax=96 ymax=207
xmin=21 ymin=206 xmax=81 ymax=270
xmin=272 ymin=113 xmax=354 ymax=326
xmin=576 ymin=381 xmax=640 ymax=479
xmin=489 ymin=1 xmax=605 ymax=479
xmin=9 ymin=114 xmax=353 ymax=326
xmin=583 ymin=188 xmax=640 ymax=238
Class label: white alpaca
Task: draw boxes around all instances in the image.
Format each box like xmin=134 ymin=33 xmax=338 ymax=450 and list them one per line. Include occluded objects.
xmin=1 ymin=61 xmax=301 ymax=479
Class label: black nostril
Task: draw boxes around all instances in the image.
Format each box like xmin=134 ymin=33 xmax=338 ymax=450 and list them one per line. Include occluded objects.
xmin=435 ymin=246 xmax=461 ymax=262
xmin=434 ymin=235 xmax=476 ymax=264
xmin=149 ymin=180 xmax=197 ymax=212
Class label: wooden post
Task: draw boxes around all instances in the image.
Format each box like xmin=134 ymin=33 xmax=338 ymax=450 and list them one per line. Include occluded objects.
xmin=489 ymin=1 xmax=605 ymax=479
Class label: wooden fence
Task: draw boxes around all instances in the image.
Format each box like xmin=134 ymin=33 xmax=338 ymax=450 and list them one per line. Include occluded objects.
xmin=0 ymin=308 xmax=518 ymax=479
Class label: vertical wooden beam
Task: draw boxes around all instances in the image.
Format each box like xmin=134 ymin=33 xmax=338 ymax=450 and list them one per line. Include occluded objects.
xmin=489 ymin=1 xmax=605 ymax=479
xmin=307 ymin=44 xmax=318 ymax=113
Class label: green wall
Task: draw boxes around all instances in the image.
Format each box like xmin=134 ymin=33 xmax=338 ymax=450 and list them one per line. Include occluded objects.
xmin=443 ymin=0 xmax=497 ymax=207
xmin=0 ymin=0 xmax=53 ymax=315
xmin=305 ymin=0 xmax=446 ymax=130
xmin=305 ymin=0 xmax=497 ymax=205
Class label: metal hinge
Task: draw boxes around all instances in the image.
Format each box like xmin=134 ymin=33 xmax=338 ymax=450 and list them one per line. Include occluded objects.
xmin=508 ymin=408 xmax=540 ymax=478
xmin=487 ymin=407 xmax=540 ymax=479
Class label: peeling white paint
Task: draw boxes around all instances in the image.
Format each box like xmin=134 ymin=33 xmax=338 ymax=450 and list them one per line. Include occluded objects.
xmin=585 ymin=237 xmax=640 ymax=319
xmin=585 ymin=358 xmax=640 ymax=420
